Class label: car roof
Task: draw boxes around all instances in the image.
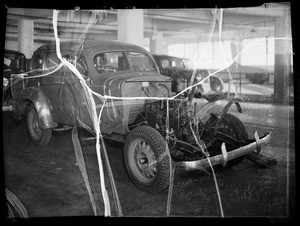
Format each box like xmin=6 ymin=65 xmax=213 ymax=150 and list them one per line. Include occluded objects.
xmin=152 ymin=54 xmax=183 ymax=61
xmin=35 ymin=40 xmax=149 ymax=55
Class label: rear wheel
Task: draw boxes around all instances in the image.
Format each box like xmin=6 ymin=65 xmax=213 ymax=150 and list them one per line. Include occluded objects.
xmin=26 ymin=105 xmax=52 ymax=145
xmin=124 ymin=126 xmax=170 ymax=193
xmin=205 ymin=113 xmax=248 ymax=167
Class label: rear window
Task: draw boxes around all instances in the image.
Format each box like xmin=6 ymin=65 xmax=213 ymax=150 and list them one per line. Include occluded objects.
xmin=64 ymin=54 xmax=88 ymax=78
xmin=44 ymin=52 xmax=60 ymax=69
xmin=94 ymin=52 xmax=127 ymax=74
xmin=159 ymin=57 xmax=185 ymax=70
xmin=127 ymin=52 xmax=156 ymax=71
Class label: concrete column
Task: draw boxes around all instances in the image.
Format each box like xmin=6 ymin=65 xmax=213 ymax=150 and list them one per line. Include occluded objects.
xmin=150 ymin=32 xmax=167 ymax=55
xmin=117 ymin=9 xmax=144 ymax=47
xmin=230 ymin=41 xmax=242 ymax=72
xmin=18 ymin=19 xmax=34 ymax=59
xmin=274 ymin=8 xmax=292 ymax=104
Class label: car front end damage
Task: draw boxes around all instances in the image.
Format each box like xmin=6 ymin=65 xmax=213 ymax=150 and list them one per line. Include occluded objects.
xmin=183 ymin=131 xmax=271 ymax=169
xmin=3 ymin=41 xmax=274 ymax=195
xmin=124 ymin=92 xmax=273 ymax=193
xmin=131 ymin=96 xmax=271 ymax=171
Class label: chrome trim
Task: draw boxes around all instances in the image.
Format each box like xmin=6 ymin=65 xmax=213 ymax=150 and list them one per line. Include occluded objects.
xmin=184 ymin=131 xmax=271 ymax=169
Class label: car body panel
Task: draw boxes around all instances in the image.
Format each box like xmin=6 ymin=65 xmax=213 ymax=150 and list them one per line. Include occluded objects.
xmin=12 ymin=40 xmax=172 ymax=134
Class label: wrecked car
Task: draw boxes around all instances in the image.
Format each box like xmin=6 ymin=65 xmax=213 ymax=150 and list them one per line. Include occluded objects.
xmin=152 ymin=54 xmax=224 ymax=100
xmin=3 ymin=40 xmax=271 ymax=194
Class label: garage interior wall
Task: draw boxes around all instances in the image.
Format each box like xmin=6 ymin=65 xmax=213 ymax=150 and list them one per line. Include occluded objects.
xmin=4 ymin=4 xmax=293 ymax=103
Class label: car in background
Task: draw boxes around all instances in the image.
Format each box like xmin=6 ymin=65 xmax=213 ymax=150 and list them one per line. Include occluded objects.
xmin=152 ymin=54 xmax=224 ymax=101
xmin=3 ymin=50 xmax=27 ymax=87
xmin=3 ymin=50 xmax=27 ymax=107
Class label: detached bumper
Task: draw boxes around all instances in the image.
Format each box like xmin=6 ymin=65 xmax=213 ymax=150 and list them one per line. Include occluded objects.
xmin=184 ymin=131 xmax=271 ymax=169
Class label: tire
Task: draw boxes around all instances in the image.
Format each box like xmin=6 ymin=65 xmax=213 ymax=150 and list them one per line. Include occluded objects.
xmin=26 ymin=105 xmax=52 ymax=145
xmin=124 ymin=126 xmax=170 ymax=193
xmin=205 ymin=113 xmax=248 ymax=167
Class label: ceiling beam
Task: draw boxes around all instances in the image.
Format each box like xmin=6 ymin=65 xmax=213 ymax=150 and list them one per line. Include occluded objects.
xmin=225 ymin=3 xmax=289 ymax=18
xmin=4 ymin=7 xmax=284 ymax=46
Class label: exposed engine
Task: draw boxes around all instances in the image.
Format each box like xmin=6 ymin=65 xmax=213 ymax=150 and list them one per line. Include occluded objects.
xmin=131 ymin=95 xmax=256 ymax=164
xmin=132 ymin=99 xmax=208 ymax=161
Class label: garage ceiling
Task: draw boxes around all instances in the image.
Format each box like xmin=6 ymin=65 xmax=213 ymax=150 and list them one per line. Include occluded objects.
xmin=5 ymin=3 xmax=290 ymax=45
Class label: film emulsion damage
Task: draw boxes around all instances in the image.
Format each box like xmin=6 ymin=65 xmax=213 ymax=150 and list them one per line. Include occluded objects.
xmin=3 ymin=5 xmax=293 ymax=217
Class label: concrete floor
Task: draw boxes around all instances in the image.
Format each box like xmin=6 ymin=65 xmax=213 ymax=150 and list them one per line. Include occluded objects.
xmin=2 ymin=101 xmax=295 ymax=221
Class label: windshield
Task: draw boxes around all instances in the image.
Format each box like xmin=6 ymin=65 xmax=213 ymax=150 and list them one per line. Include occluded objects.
xmin=94 ymin=51 xmax=156 ymax=74
xmin=160 ymin=57 xmax=185 ymax=70
xmin=182 ymin=58 xmax=194 ymax=69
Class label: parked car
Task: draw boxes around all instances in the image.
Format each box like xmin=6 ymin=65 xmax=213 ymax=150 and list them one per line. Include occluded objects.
xmin=3 ymin=50 xmax=27 ymax=108
xmin=3 ymin=50 xmax=27 ymax=86
xmin=4 ymin=40 xmax=271 ymax=193
xmin=152 ymin=54 xmax=224 ymax=101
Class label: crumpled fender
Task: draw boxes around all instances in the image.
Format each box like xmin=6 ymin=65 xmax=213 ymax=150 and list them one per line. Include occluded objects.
xmin=18 ymin=86 xmax=58 ymax=129
xmin=221 ymin=97 xmax=243 ymax=114
xmin=214 ymin=97 xmax=243 ymax=126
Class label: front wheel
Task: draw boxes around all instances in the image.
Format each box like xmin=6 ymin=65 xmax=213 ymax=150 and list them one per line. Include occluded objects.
xmin=26 ymin=105 xmax=52 ymax=145
xmin=204 ymin=113 xmax=248 ymax=167
xmin=124 ymin=126 xmax=170 ymax=193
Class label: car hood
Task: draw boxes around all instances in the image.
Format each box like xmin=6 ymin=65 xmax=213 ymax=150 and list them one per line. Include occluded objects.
xmin=160 ymin=68 xmax=192 ymax=79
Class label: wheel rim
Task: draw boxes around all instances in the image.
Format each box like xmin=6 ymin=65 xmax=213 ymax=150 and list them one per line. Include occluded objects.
xmin=128 ymin=138 xmax=157 ymax=183
xmin=29 ymin=108 xmax=42 ymax=140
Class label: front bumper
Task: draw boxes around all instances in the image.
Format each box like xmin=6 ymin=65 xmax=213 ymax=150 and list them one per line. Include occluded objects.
xmin=183 ymin=131 xmax=271 ymax=169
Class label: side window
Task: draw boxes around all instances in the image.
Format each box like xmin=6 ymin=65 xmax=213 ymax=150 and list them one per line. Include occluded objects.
xmin=94 ymin=52 xmax=127 ymax=74
xmin=127 ymin=52 xmax=156 ymax=71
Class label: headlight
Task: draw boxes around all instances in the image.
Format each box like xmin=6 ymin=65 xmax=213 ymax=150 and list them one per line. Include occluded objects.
xmin=210 ymin=76 xmax=223 ymax=91
xmin=3 ymin=77 xmax=9 ymax=87
xmin=176 ymin=78 xmax=187 ymax=92
xmin=144 ymin=83 xmax=169 ymax=97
